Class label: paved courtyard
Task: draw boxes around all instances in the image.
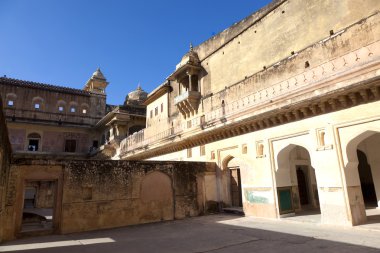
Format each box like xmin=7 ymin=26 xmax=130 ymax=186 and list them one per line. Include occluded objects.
xmin=1 ymin=214 xmax=380 ymax=252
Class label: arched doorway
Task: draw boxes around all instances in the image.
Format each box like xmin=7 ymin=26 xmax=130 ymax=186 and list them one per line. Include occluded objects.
xmin=229 ymin=166 xmax=242 ymax=207
xmin=276 ymin=145 xmax=321 ymax=219
xmin=223 ymin=156 xmax=247 ymax=210
xmin=344 ymin=131 xmax=380 ymax=225
xmin=343 ymin=130 xmax=380 ymax=225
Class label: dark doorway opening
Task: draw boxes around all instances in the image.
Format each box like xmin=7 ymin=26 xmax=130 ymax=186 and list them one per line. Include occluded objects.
xmin=357 ymin=150 xmax=377 ymax=207
xmin=230 ymin=167 xmax=242 ymax=207
xmin=296 ymin=166 xmax=309 ymax=206
xmin=28 ymin=139 xmax=39 ymax=151
xmin=64 ymin=139 xmax=76 ymax=152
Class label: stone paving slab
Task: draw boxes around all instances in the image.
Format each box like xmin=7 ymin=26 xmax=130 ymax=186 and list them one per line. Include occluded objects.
xmin=1 ymin=214 xmax=380 ymax=252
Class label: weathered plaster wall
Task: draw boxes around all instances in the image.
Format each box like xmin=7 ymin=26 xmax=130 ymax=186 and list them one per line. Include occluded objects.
xmin=146 ymin=93 xmax=169 ymax=136
xmin=0 ymin=97 xmax=12 ymax=243
xmin=6 ymin=123 xmax=94 ymax=154
xmin=201 ymin=10 xmax=380 ymax=113
xmin=61 ymin=160 xmax=216 ymax=233
xmin=196 ymin=0 xmax=380 ymax=96
xmin=2 ymin=159 xmax=216 ymax=240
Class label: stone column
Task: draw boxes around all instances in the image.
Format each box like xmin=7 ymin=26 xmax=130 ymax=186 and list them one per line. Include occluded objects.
xmin=113 ymin=124 xmax=121 ymax=142
xmin=196 ymin=76 xmax=199 ymax=93
xmin=188 ymin=73 xmax=192 ymax=92
xmin=343 ymin=160 xmax=366 ymax=225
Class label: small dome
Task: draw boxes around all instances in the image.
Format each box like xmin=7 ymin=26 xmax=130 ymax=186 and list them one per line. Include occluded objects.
xmin=124 ymin=84 xmax=148 ymax=105
xmin=92 ymin=67 xmax=106 ymax=80
xmin=177 ymin=43 xmax=200 ymax=70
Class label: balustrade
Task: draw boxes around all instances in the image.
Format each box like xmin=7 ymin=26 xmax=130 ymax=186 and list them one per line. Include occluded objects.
xmin=120 ymin=40 xmax=380 ymax=155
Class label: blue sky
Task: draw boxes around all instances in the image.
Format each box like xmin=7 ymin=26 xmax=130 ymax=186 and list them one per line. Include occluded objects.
xmin=0 ymin=0 xmax=272 ymax=105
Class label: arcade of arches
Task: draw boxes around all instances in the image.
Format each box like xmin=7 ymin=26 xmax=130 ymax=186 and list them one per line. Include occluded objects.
xmin=216 ymin=128 xmax=380 ymax=227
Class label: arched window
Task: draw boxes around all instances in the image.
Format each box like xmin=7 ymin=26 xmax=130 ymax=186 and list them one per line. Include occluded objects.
xmin=6 ymin=93 xmax=16 ymax=107
xmin=81 ymin=103 xmax=89 ymax=114
xmin=56 ymin=100 xmax=66 ymax=113
xmin=256 ymin=142 xmax=264 ymax=157
xmin=32 ymin=97 xmax=44 ymax=111
xmin=27 ymin=133 xmax=41 ymax=151
xmin=318 ymin=130 xmax=326 ymax=146
xmin=69 ymin=102 xmax=78 ymax=113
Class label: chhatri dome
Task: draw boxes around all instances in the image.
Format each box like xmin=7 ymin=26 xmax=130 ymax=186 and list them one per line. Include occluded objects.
xmin=124 ymin=84 xmax=148 ymax=105
xmin=92 ymin=67 xmax=106 ymax=80
xmin=83 ymin=67 xmax=108 ymax=93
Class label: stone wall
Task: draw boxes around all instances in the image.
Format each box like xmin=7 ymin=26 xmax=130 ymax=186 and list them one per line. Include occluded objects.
xmin=2 ymin=159 xmax=216 ymax=240
xmin=0 ymin=97 xmax=12 ymax=243
xmin=7 ymin=126 xmax=95 ymax=153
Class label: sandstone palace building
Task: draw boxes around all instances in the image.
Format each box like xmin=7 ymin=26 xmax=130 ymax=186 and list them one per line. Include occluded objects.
xmin=1 ymin=0 xmax=380 ymax=242
xmin=0 ymin=68 xmax=147 ymax=158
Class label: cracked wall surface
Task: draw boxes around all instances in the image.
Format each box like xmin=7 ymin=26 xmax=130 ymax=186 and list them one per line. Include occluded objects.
xmin=1 ymin=159 xmax=216 ymax=240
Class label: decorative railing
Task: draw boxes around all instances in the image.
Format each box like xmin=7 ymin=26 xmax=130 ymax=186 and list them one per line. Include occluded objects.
xmin=120 ymin=113 xmax=203 ymax=153
xmin=120 ymin=127 xmax=175 ymax=153
xmin=4 ymin=108 xmax=100 ymax=126
xmin=174 ymin=91 xmax=201 ymax=104
xmin=120 ymin=38 xmax=380 ymax=156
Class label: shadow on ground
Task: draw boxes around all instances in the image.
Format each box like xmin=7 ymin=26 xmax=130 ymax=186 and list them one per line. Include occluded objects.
xmin=1 ymin=214 xmax=379 ymax=252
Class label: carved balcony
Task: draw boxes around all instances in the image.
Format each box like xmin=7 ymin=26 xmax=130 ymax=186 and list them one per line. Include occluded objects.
xmin=174 ymin=91 xmax=201 ymax=118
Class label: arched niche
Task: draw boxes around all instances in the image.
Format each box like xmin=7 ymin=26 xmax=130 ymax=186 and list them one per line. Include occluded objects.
xmin=139 ymin=171 xmax=174 ymax=222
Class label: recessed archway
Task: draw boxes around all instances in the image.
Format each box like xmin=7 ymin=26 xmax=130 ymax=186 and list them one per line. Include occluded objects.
xmin=139 ymin=171 xmax=174 ymax=222
xmin=224 ymin=156 xmax=243 ymax=208
xmin=345 ymin=131 xmax=380 ymax=224
xmin=220 ymin=155 xmax=253 ymax=215
xmin=276 ymin=144 xmax=321 ymax=221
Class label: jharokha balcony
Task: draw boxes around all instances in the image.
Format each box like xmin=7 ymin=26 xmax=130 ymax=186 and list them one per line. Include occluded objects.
xmin=119 ymin=16 xmax=380 ymax=160
xmin=174 ymin=90 xmax=201 ymax=118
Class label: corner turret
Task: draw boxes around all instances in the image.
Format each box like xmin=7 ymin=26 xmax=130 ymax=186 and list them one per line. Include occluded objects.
xmin=84 ymin=68 xmax=109 ymax=94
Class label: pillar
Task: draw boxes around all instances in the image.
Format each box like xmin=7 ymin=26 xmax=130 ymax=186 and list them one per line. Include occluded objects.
xmin=188 ymin=73 xmax=192 ymax=92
